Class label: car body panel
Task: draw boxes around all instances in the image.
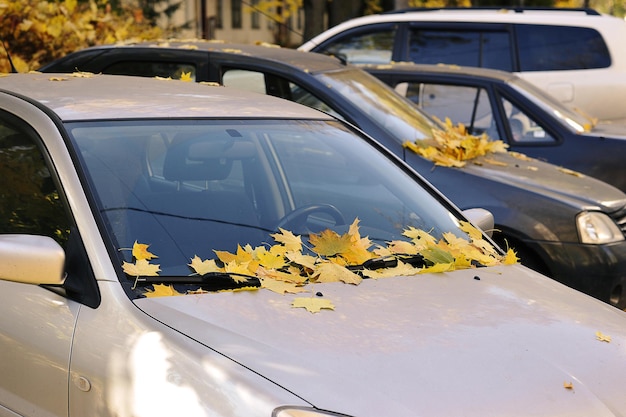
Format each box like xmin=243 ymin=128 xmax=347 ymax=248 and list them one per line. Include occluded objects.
xmin=135 ymin=266 xmax=626 ymax=417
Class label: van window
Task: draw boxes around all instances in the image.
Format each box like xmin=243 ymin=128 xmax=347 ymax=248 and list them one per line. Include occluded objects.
xmin=319 ymin=25 xmax=396 ymax=64
xmin=408 ymin=29 xmax=512 ymax=71
xmin=516 ymin=25 xmax=610 ymax=71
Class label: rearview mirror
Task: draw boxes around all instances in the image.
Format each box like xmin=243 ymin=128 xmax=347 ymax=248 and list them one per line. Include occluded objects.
xmin=0 ymin=235 xmax=66 ymax=285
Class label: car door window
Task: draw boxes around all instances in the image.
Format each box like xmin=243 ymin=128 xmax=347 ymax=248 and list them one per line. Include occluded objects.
xmin=516 ymin=25 xmax=610 ymax=71
xmin=408 ymin=29 xmax=513 ymax=71
xmin=104 ymin=60 xmax=197 ymax=80
xmin=397 ymin=82 xmax=498 ymax=139
xmin=222 ymin=68 xmax=344 ymax=120
xmin=317 ymin=24 xmax=396 ymax=64
xmin=0 ymin=120 xmax=70 ymax=243
xmin=501 ymin=97 xmax=556 ymax=143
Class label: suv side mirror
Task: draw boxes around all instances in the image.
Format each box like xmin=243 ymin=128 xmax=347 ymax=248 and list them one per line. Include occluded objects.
xmin=462 ymin=208 xmax=494 ymax=237
xmin=0 ymin=235 xmax=66 ymax=285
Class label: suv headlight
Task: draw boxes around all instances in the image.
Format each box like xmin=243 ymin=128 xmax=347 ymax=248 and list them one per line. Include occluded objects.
xmin=576 ymin=212 xmax=624 ymax=244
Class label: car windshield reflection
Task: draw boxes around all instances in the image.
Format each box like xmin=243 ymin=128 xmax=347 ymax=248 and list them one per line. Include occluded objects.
xmin=316 ymin=68 xmax=438 ymax=142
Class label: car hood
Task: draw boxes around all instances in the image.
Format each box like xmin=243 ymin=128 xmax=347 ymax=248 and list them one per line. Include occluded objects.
xmin=457 ymin=151 xmax=626 ymax=211
xmin=135 ymin=266 xmax=626 ymax=417
xmin=589 ymin=121 xmax=626 ymax=139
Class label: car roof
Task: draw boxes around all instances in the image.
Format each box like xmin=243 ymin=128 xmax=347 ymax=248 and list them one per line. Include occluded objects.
xmin=306 ymin=7 xmax=622 ymax=28
xmin=299 ymin=8 xmax=626 ymax=50
xmin=60 ymin=40 xmax=349 ymax=75
xmin=0 ymin=72 xmax=331 ymax=121
xmin=361 ymin=62 xmax=519 ymax=83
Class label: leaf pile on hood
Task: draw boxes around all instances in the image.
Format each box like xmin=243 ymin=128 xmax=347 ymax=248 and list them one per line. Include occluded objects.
xmin=123 ymin=219 xmax=519 ymax=305
xmin=403 ymin=118 xmax=509 ymax=167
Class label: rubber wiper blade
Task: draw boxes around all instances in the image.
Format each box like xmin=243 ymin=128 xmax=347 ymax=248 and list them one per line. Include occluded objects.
xmin=134 ymin=272 xmax=261 ymax=291
xmin=348 ymin=254 xmax=427 ymax=272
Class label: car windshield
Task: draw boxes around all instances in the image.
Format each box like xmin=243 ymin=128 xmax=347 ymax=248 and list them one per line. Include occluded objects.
xmin=315 ymin=68 xmax=438 ymax=142
xmin=66 ymin=119 xmax=466 ymax=278
xmin=509 ymin=78 xmax=595 ymax=132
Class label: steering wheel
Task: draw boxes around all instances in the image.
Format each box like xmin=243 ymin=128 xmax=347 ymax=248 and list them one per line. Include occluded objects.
xmin=275 ymin=204 xmax=346 ymax=231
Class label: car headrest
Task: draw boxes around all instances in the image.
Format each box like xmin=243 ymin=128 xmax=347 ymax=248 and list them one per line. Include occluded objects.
xmin=163 ymin=133 xmax=256 ymax=181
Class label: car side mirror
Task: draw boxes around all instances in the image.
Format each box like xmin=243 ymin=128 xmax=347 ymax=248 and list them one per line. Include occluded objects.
xmin=0 ymin=235 xmax=66 ymax=285
xmin=462 ymin=208 xmax=494 ymax=238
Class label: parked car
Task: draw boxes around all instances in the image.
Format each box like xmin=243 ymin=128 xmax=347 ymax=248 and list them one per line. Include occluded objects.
xmin=298 ymin=7 xmax=626 ymax=121
xmin=361 ymin=62 xmax=626 ymax=193
xmin=40 ymin=41 xmax=626 ymax=308
xmin=4 ymin=71 xmax=626 ymax=417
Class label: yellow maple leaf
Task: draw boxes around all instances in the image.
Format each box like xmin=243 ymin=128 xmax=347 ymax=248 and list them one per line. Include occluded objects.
xmin=363 ymin=261 xmax=421 ymax=279
xmin=260 ymin=278 xmax=307 ymax=294
xmin=312 ymin=262 xmax=361 ymax=285
xmin=188 ymin=256 xmax=222 ymax=275
xmin=419 ymin=262 xmax=455 ymax=274
xmin=459 ymin=221 xmax=484 ymax=240
xmin=563 ymin=381 xmax=574 ymax=390
xmin=285 ymin=251 xmax=318 ymax=271
xmin=257 ymin=266 xmax=307 ymax=284
xmin=402 ymin=227 xmax=438 ymax=247
xmin=179 ymin=71 xmax=193 ymax=82
xmin=503 ymin=248 xmax=519 ymax=265
xmin=144 ymin=284 xmax=183 ymax=298
xmin=122 ymin=259 xmax=161 ymax=276
xmin=292 ymin=297 xmax=335 ymax=313
xmin=596 ymin=331 xmax=611 ymax=342
xmin=214 ymin=245 xmax=251 ymax=265
xmin=271 ymin=228 xmax=303 ymax=252
xmin=380 ymin=240 xmax=420 ymax=255
xmin=256 ymin=249 xmax=288 ymax=270
xmin=223 ymin=261 xmax=254 ymax=283
xmin=132 ymin=241 xmax=158 ymax=260
xmin=309 ymin=229 xmax=353 ymax=257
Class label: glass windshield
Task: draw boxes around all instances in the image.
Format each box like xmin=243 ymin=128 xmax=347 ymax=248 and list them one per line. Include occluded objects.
xmin=67 ymin=119 xmax=465 ymax=277
xmin=509 ymin=78 xmax=595 ymax=132
xmin=315 ymin=69 xmax=438 ymax=143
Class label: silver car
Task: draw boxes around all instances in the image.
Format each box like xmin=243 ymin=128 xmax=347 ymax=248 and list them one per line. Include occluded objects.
xmin=1 ymin=72 xmax=626 ymax=417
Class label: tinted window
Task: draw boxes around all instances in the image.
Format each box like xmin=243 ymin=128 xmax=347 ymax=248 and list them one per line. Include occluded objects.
xmin=501 ymin=97 xmax=556 ymax=143
xmin=517 ymin=25 xmax=610 ymax=71
xmin=396 ymin=82 xmax=498 ymax=139
xmin=319 ymin=25 xmax=396 ymax=64
xmin=408 ymin=30 xmax=512 ymax=71
xmin=104 ymin=61 xmax=197 ymax=80
xmin=0 ymin=116 xmax=70 ymax=244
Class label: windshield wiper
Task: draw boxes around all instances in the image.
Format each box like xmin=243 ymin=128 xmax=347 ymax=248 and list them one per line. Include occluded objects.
xmin=133 ymin=272 xmax=261 ymax=291
xmin=347 ymin=254 xmax=427 ymax=272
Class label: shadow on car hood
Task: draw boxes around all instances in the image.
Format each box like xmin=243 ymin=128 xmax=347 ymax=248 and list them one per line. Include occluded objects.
xmin=135 ymin=266 xmax=626 ymax=417
xmin=459 ymin=152 xmax=626 ymax=210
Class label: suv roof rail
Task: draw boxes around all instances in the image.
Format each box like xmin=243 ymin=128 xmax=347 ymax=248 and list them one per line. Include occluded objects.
xmin=383 ymin=7 xmax=601 ymax=16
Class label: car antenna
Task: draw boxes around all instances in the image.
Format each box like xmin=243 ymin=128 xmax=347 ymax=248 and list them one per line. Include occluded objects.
xmin=1 ymin=39 xmax=18 ymax=73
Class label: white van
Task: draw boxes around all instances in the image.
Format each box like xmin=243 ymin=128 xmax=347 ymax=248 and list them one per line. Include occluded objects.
xmin=299 ymin=7 xmax=626 ymax=121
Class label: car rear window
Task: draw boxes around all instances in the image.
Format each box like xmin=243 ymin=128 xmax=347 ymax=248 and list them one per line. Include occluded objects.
xmin=516 ymin=24 xmax=611 ymax=71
